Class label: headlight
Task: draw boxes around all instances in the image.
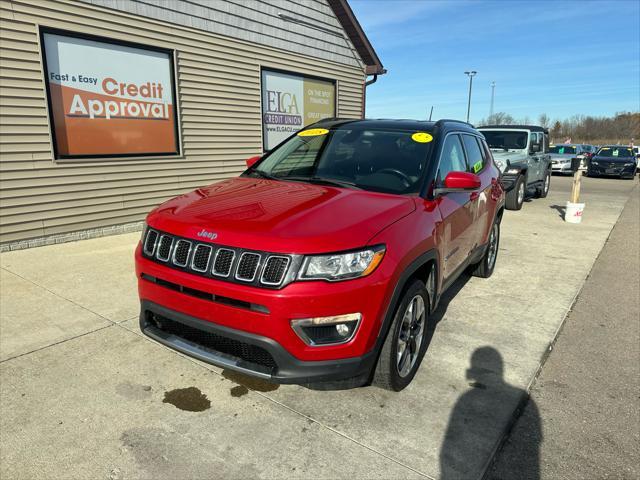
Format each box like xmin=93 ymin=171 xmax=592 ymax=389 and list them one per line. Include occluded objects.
xmin=591 ymin=161 xmax=599 ymax=165
xmin=506 ymin=168 xmax=520 ymax=174
xmin=624 ymin=162 xmax=634 ymax=166
xmin=299 ymin=245 xmax=385 ymax=281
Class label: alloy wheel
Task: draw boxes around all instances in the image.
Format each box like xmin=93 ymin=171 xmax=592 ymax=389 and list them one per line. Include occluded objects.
xmin=396 ymin=295 xmax=426 ymax=378
xmin=517 ymin=181 xmax=525 ymax=204
xmin=487 ymin=223 xmax=499 ymax=269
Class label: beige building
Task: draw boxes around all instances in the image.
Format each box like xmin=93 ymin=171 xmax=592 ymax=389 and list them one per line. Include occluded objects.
xmin=0 ymin=0 xmax=384 ymax=249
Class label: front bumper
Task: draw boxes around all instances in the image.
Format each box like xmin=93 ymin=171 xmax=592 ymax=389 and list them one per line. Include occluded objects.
xmin=140 ymin=300 xmax=376 ymax=384
xmin=551 ymin=162 xmax=572 ymax=173
xmin=135 ymin=244 xmax=392 ymax=382
xmin=588 ymin=164 xmax=636 ymax=177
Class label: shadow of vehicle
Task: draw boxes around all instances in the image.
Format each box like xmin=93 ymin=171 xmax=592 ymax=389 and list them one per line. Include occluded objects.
xmin=440 ymin=347 xmax=542 ymax=480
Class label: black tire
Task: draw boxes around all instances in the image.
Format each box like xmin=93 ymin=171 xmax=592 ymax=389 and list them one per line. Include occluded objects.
xmin=535 ymin=171 xmax=550 ymax=198
xmin=505 ymin=175 xmax=525 ymax=210
xmin=471 ymin=220 xmax=500 ymax=278
xmin=373 ymin=279 xmax=432 ymax=391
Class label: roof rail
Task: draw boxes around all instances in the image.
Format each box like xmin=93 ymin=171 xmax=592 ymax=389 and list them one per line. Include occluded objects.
xmin=434 ymin=119 xmax=474 ymax=127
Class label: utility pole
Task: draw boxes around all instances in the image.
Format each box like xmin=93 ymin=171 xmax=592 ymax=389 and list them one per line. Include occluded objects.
xmin=489 ymin=81 xmax=496 ymax=118
xmin=464 ymin=71 xmax=477 ymax=123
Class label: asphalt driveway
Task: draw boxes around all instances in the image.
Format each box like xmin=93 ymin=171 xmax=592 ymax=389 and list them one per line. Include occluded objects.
xmin=1 ymin=175 xmax=637 ymax=480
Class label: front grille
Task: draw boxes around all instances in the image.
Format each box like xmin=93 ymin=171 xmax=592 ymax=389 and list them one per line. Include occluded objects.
xmin=261 ymin=256 xmax=290 ymax=285
xmin=172 ymin=240 xmax=191 ymax=267
xmin=141 ymin=228 xmax=293 ymax=288
xmin=213 ymin=249 xmax=235 ymax=277
xmin=236 ymin=253 xmax=261 ymax=281
xmin=150 ymin=313 xmax=277 ymax=371
xmin=156 ymin=235 xmax=173 ymax=261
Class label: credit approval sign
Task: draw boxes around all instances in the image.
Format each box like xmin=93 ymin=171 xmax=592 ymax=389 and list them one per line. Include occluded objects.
xmin=261 ymin=69 xmax=335 ymax=151
xmin=41 ymin=30 xmax=179 ymax=159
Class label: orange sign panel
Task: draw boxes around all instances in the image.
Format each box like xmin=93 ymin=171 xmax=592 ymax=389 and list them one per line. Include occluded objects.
xmin=42 ymin=31 xmax=179 ymax=158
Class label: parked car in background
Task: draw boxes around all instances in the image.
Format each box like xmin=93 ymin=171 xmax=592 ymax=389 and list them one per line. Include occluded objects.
xmin=549 ymin=144 xmax=589 ymax=174
xmin=135 ymin=118 xmax=506 ymax=391
xmin=478 ymin=125 xmax=551 ymax=210
xmin=586 ymin=146 xmax=637 ymax=179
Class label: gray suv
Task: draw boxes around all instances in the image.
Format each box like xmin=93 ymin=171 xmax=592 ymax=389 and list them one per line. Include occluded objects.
xmin=478 ymin=125 xmax=551 ymax=210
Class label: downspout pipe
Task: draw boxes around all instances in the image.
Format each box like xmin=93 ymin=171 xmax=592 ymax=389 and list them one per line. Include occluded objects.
xmin=362 ymin=74 xmax=378 ymax=119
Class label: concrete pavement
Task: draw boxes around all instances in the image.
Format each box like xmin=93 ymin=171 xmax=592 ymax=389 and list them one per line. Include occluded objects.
xmin=490 ymin=182 xmax=639 ymax=479
xmin=1 ymin=174 xmax=637 ymax=479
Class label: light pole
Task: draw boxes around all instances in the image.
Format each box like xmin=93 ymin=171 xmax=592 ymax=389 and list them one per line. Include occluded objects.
xmin=489 ymin=81 xmax=496 ymax=118
xmin=464 ymin=71 xmax=477 ymax=123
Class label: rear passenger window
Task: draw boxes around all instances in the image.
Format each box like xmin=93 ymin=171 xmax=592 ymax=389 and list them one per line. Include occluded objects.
xmin=437 ymin=134 xmax=467 ymax=184
xmin=462 ymin=134 xmax=484 ymax=173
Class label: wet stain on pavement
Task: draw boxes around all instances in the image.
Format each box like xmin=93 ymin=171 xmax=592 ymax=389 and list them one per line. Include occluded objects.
xmin=222 ymin=369 xmax=279 ymax=394
xmin=230 ymin=385 xmax=249 ymax=397
xmin=162 ymin=387 xmax=211 ymax=412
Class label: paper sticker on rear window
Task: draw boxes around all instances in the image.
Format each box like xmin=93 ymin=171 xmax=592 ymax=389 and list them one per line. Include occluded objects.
xmin=473 ymin=160 xmax=483 ymax=173
xmin=411 ymin=132 xmax=433 ymax=143
xmin=297 ymin=128 xmax=329 ymax=137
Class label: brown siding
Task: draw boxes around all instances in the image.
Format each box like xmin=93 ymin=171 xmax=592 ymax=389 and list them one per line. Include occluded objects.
xmin=0 ymin=0 xmax=365 ymax=244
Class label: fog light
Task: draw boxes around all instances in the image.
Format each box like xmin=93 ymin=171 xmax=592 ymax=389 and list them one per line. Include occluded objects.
xmin=336 ymin=323 xmax=350 ymax=337
xmin=291 ymin=313 xmax=361 ymax=346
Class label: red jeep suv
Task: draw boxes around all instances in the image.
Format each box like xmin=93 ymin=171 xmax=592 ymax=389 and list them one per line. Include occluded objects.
xmin=136 ymin=119 xmax=505 ymax=391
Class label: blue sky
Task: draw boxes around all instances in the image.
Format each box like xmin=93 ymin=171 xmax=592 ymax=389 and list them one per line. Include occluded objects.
xmin=350 ymin=0 xmax=640 ymax=124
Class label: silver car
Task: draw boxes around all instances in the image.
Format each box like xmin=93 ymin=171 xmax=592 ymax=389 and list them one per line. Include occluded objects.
xmin=549 ymin=144 xmax=589 ymax=174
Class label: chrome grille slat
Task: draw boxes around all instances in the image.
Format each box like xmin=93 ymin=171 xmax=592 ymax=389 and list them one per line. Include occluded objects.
xmin=261 ymin=256 xmax=290 ymax=285
xmin=191 ymin=244 xmax=213 ymax=272
xmin=143 ymin=230 xmax=158 ymax=256
xmin=172 ymin=240 xmax=192 ymax=267
xmin=212 ymin=248 xmax=235 ymax=277
xmin=235 ymin=252 xmax=261 ymax=282
xmin=156 ymin=235 xmax=174 ymax=262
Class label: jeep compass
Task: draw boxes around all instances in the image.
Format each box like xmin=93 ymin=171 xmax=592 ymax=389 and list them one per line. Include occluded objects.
xmin=136 ymin=119 xmax=505 ymax=391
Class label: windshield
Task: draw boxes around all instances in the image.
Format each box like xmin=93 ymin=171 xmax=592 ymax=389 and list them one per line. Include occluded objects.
xmin=596 ymin=147 xmax=633 ymax=158
xmin=550 ymin=145 xmax=577 ymax=154
xmin=481 ymin=131 xmax=528 ymax=150
xmin=246 ymin=128 xmax=433 ymax=194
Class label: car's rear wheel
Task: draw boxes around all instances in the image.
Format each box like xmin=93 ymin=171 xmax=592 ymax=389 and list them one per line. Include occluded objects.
xmin=506 ymin=175 xmax=525 ymax=210
xmin=374 ymin=279 xmax=431 ymax=391
xmin=471 ymin=220 xmax=500 ymax=278
xmin=535 ymin=171 xmax=550 ymax=198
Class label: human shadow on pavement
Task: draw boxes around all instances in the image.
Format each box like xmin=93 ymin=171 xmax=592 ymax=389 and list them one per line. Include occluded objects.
xmin=440 ymin=347 xmax=542 ymax=480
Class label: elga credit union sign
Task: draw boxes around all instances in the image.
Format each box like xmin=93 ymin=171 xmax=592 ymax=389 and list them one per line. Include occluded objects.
xmin=261 ymin=70 xmax=335 ymax=150
xmin=41 ymin=29 xmax=179 ymax=159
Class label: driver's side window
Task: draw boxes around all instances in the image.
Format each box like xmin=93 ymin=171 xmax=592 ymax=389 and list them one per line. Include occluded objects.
xmin=437 ymin=134 xmax=467 ymax=184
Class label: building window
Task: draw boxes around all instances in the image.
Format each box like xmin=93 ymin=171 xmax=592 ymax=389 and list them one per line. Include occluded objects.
xmin=261 ymin=68 xmax=336 ymax=151
xmin=40 ymin=28 xmax=180 ymax=160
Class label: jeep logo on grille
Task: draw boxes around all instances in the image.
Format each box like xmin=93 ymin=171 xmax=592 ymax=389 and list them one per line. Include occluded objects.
xmin=197 ymin=229 xmax=218 ymax=240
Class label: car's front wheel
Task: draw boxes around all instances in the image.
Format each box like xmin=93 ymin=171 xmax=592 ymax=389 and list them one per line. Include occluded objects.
xmin=374 ymin=279 xmax=432 ymax=391
xmin=535 ymin=171 xmax=550 ymax=198
xmin=506 ymin=175 xmax=525 ymax=210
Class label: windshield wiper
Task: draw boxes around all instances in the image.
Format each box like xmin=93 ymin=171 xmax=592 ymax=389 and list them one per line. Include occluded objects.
xmin=247 ymin=169 xmax=278 ymax=180
xmin=279 ymin=176 xmax=361 ymax=190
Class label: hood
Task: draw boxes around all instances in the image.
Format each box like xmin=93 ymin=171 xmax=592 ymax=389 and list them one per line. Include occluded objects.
xmin=491 ymin=150 xmax=528 ymax=171
xmin=148 ymin=177 xmax=416 ymax=254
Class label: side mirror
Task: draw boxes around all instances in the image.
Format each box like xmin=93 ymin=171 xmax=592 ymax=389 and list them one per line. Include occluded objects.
xmin=435 ymin=171 xmax=481 ymax=196
xmin=530 ymin=143 xmax=541 ymax=153
xmin=246 ymin=155 xmax=261 ymax=168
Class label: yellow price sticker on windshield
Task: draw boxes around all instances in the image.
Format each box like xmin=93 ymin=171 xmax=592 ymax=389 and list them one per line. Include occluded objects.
xmin=411 ymin=132 xmax=433 ymax=143
xmin=473 ymin=160 xmax=483 ymax=173
xmin=297 ymin=128 xmax=329 ymax=137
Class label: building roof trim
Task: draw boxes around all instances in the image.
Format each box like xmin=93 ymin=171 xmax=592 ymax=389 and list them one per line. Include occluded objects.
xmin=327 ymin=0 xmax=386 ymax=75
